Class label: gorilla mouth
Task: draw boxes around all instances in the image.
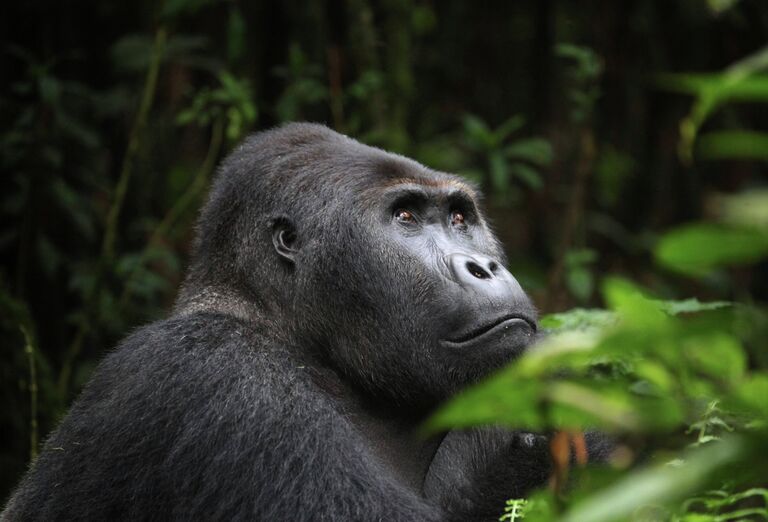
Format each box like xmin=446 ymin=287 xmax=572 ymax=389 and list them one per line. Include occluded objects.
xmin=443 ymin=314 xmax=537 ymax=348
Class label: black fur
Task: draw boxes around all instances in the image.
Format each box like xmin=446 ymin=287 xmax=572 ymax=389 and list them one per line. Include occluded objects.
xmin=3 ymin=123 xmax=599 ymax=521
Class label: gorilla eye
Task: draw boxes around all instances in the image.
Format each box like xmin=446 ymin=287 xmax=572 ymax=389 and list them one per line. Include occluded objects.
xmin=451 ymin=211 xmax=466 ymax=227
xmin=395 ymin=209 xmax=416 ymax=224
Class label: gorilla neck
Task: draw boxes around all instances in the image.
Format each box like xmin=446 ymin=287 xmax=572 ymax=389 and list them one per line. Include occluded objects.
xmin=355 ymin=402 xmax=445 ymax=492
xmin=176 ymin=286 xmax=443 ymax=491
xmin=310 ymin=365 xmax=445 ymax=493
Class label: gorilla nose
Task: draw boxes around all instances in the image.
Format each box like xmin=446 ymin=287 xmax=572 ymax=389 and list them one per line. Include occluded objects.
xmin=445 ymin=253 xmax=526 ymax=299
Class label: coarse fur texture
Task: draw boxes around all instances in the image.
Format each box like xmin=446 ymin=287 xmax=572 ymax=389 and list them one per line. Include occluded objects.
xmin=3 ymin=123 xmax=608 ymax=521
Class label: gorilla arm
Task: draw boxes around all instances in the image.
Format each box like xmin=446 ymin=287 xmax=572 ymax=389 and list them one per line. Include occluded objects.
xmin=424 ymin=428 xmax=551 ymax=521
xmin=425 ymin=427 xmax=615 ymax=522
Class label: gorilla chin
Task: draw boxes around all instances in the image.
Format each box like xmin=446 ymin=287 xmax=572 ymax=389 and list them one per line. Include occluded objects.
xmin=2 ymin=123 xmax=610 ymax=522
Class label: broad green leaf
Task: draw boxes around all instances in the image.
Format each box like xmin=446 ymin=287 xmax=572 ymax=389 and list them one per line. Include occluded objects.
xmin=424 ymin=375 xmax=545 ymax=432
xmin=656 ymin=298 xmax=731 ymax=315
xmin=697 ymin=130 xmax=768 ymax=160
xmin=682 ymin=332 xmax=746 ymax=383
xmin=602 ymin=277 xmax=667 ymax=327
xmin=727 ymin=373 xmax=768 ymax=418
xmin=540 ymin=308 xmax=617 ymax=333
xmin=657 ymin=74 xmax=768 ymax=103
xmin=655 ymin=223 xmax=768 ymax=275
xmin=425 ymin=329 xmax=684 ymax=434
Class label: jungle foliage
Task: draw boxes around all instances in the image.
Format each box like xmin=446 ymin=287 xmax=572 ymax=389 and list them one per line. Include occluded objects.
xmin=1 ymin=1 xmax=767 ymax=520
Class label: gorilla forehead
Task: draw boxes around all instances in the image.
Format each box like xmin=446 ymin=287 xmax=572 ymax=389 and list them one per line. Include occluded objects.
xmin=225 ymin=122 xmax=476 ymax=209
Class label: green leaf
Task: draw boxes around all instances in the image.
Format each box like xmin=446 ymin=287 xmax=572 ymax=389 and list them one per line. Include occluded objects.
xmin=727 ymin=373 xmax=768 ymax=418
xmin=657 ymin=74 xmax=768 ymax=103
xmin=489 ymin=151 xmax=509 ymax=194
xmin=602 ymin=277 xmax=667 ymax=327
xmin=540 ymin=309 xmax=617 ymax=333
xmin=508 ymin=162 xmax=543 ymax=190
xmin=424 ymin=328 xmax=685 ymax=434
xmin=655 ymin=223 xmax=768 ymax=275
xmin=462 ymin=114 xmax=494 ymax=149
xmin=682 ymin=332 xmax=746 ymax=383
xmin=696 ymin=130 xmax=768 ymax=160
xmin=504 ymin=138 xmax=553 ymax=166
xmin=566 ymin=266 xmax=594 ymax=302
xmin=656 ymin=298 xmax=731 ymax=315
xmin=493 ymin=115 xmax=526 ymax=141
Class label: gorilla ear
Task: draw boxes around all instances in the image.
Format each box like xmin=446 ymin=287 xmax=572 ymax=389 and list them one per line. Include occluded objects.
xmin=271 ymin=217 xmax=299 ymax=263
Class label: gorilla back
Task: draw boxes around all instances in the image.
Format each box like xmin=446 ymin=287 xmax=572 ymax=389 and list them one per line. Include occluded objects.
xmin=4 ymin=123 xmax=554 ymax=521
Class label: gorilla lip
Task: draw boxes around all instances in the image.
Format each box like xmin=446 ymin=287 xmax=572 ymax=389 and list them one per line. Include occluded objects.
xmin=443 ymin=314 xmax=536 ymax=347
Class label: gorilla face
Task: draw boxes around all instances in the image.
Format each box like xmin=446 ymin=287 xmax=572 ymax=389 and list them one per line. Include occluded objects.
xmin=279 ymin=146 xmax=537 ymax=407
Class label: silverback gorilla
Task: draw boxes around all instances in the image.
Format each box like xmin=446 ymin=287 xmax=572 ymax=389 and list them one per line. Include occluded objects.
xmin=2 ymin=123 xmax=607 ymax=521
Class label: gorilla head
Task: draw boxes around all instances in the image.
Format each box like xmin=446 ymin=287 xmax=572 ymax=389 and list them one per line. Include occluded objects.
xmin=179 ymin=123 xmax=537 ymax=408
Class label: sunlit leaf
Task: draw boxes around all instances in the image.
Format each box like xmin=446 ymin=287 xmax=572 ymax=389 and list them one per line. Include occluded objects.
xmin=682 ymin=332 xmax=746 ymax=383
xmin=655 ymin=223 xmax=768 ymax=275
xmin=540 ymin=309 xmax=617 ymax=333
xmin=727 ymin=374 xmax=768 ymax=418
xmin=656 ymin=298 xmax=731 ymax=315
xmin=602 ymin=277 xmax=667 ymax=327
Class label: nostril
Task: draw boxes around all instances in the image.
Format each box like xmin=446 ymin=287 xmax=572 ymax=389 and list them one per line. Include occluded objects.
xmin=466 ymin=261 xmax=491 ymax=280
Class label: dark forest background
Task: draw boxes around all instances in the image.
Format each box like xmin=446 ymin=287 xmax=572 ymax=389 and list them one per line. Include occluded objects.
xmin=2 ymin=0 xmax=767 ymax=515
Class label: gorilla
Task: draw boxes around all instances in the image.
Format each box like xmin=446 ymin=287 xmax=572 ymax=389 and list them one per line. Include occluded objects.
xmin=2 ymin=123 xmax=604 ymax=521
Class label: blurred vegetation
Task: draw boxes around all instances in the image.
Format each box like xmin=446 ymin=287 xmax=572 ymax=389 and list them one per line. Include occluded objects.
xmin=1 ymin=0 xmax=767 ymax=519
